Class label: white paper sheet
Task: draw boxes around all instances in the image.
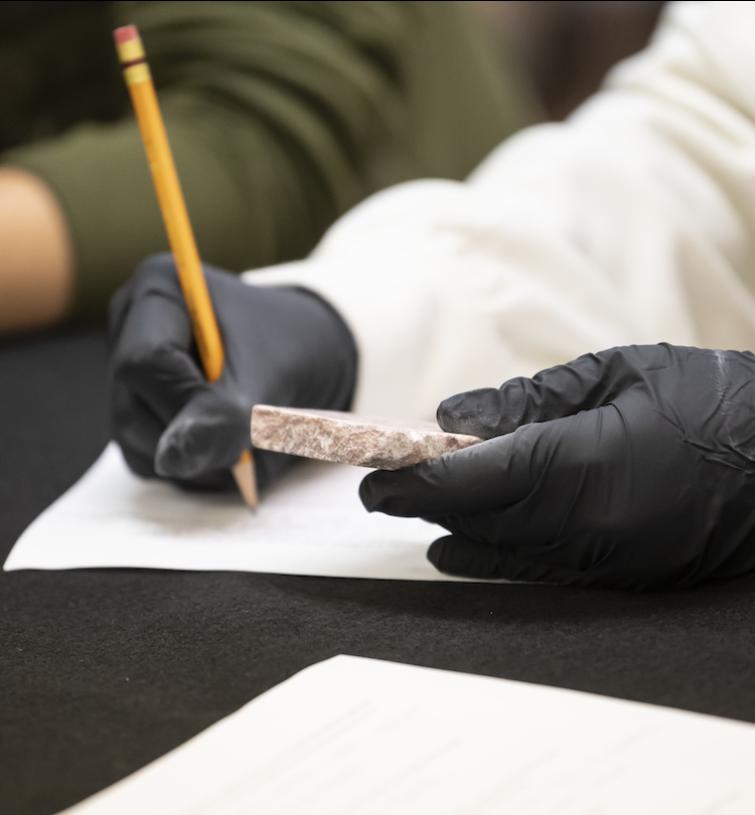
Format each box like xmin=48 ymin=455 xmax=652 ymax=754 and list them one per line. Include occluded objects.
xmin=3 ymin=443 xmax=463 ymax=581
xmin=62 ymin=654 xmax=755 ymax=815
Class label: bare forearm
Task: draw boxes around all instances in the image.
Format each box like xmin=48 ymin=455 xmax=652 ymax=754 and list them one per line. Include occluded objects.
xmin=0 ymin=168 xmax=73 ymax=333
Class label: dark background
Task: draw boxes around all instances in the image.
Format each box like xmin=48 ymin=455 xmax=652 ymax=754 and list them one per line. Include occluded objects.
xmin=2 ymin=330 xmax=755 ymax=815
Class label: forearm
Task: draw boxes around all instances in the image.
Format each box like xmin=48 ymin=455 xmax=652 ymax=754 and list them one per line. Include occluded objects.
xmin=0 ymin=168 xmax=73 ymax=333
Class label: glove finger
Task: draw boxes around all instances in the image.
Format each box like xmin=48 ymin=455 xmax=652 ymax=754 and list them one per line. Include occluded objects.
xmin=110 ymin=383 xmax=164 ymax=474
xmin=426 ymin=535 xmax=598 ymax=587
xmin=119 ymin=444 xmax=157 ymax=480
xmin=436 ymin=345 xmax=655 ymax=437
xmin=427 ymin=535 xmax=503 ymax=579
xmin=427 ymin=535 xmax=562 ymax=582
xmin=428 ymin=507 xmax=608 ymax=579
xmin=155 ymin=386 xmax=249 ymax=480
xmin=123 ymin=342 xmax=207 ymax=426
xmin=362 ymin=405 xmax=618 ymax=530
xmin=107 ymin=280 xmax=134 ymax=354
xmin=171 ymin=467 xmax=235 ymax=492
xmin=108 ymin=254 xmax=193 ymax=353
xmin=360 ymin=429 xmax=538 ymax=518
xmin=429 ymin=406 xmax=646 ymax=587
xmin=110 ymin=257 xmax=203 ymax=424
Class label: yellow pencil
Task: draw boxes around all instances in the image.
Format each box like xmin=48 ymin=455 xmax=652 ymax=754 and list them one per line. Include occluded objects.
xmin=114 ymin=24 xmax=257 ymax=509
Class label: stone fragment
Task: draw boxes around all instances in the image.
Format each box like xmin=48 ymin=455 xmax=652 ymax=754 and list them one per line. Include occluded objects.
xmin=251 ymin=405 xmax=481 ymax=470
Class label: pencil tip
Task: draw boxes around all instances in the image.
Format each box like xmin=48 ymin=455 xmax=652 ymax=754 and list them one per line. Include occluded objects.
xmin=232 ymin=451 xmax=258 ymax=510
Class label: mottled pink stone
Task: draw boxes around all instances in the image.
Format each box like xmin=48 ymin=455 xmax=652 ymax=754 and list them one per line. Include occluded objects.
xmin=251 ymin=406 xmax=481 ymax=470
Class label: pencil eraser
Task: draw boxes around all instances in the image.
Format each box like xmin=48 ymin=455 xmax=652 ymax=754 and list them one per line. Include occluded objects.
xmin=114 ymin=24 xmax=139 ymax=45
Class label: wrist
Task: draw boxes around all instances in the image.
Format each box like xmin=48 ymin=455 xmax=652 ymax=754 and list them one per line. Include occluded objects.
xmin=285 ymin=286 xmax=358 ymax=411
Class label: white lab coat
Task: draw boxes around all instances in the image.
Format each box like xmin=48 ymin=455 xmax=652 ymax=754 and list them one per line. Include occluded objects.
xmin=246 ymin=1 xmax=755 ymax=420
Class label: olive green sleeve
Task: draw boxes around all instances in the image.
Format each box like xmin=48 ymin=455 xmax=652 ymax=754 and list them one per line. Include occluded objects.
xmin=4 ymin=1 xmax=538 ymax=322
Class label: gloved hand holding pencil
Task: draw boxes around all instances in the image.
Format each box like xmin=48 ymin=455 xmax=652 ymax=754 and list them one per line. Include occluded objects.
xmin=108 ymin=254 xmax=357 ymax=491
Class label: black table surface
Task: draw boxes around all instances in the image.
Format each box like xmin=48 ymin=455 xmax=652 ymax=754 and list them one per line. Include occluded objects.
xmin=2 ymin=329 xmax=755 ymax=815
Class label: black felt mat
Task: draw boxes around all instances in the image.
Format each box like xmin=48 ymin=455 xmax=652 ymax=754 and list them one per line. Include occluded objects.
xmin=1 ymin=330 xmax=754 ymax=815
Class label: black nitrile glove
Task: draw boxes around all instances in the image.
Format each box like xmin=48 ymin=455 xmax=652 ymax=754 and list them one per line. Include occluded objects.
xmin=360 ymin=344 xmax=755 ymax=590
xmin=109 ymin=254 xmax=357 ymax=491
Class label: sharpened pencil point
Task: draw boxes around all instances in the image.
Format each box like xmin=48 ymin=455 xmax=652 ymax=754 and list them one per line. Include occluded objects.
xmin=232 ymin=450 xmax=258 ymax=510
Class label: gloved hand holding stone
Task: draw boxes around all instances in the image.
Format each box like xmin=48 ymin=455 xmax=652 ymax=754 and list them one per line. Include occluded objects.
xmin=361 ymin=345 xmax=755 ymax=589
xmin=109 ymin=254 xmax=357 ymax=491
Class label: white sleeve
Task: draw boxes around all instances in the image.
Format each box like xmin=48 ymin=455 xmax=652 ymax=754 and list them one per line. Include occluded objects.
xmin=246 ymin=1 xmax=755 ymax=420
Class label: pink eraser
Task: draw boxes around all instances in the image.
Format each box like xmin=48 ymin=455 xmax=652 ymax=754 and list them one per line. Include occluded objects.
xmin=114 ymin=24 xmax=139 ymax=44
